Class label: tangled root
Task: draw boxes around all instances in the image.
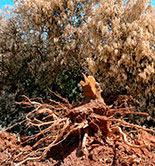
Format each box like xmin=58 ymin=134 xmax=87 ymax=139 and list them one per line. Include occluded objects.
xmin=12 ymin=93 xmax=154 ymax=166
xmin=7 ymin=74 xmax=155 ymax=165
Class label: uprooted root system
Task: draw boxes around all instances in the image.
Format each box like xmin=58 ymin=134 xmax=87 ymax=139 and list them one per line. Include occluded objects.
xmin=0 ymin=91 xmax=152 ymax=166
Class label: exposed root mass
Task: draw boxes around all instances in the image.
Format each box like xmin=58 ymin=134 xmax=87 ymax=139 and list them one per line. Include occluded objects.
xmin=1 ymin=74 xmax=154 ymax=166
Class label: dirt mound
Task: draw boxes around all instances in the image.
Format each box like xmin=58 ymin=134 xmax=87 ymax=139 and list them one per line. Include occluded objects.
xmin=0 ymin=130 xmax=154 ymax=166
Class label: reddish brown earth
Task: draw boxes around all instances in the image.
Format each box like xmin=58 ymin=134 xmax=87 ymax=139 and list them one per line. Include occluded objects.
xmin=0 ymin=130 xmax=154 ymax=166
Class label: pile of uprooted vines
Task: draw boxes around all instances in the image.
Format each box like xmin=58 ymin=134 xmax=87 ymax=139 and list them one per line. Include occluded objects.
xmin=12 ymin=90 xmax=154 ymax=166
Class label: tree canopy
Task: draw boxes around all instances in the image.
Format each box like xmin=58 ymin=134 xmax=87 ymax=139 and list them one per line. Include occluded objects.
xmin=0 ymin=0 xmax=154 ymax=116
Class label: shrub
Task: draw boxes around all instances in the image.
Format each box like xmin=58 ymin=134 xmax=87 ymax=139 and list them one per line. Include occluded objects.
xmin=82 ymin=0 xmax=155 ymax=116
xmin=0 ymin=0 xmax=154 ymax=119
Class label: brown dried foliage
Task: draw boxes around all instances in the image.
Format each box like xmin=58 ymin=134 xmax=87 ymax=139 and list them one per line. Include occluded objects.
xmin=0 ymin=0 xmax=154 ymax=117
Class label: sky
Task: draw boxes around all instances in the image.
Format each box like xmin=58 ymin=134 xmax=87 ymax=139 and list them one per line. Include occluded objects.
xmin=0 ymin=0 xmax=155 ymax=10
xmin=0 ymin=0 xmax=14 ymax=10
